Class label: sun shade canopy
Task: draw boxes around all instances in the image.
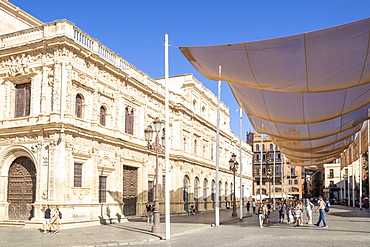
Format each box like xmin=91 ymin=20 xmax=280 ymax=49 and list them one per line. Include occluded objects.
xmin=180 ymin=17 xmax=370 ymax=166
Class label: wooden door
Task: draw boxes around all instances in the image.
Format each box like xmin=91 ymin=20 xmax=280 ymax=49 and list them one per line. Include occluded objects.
xmin=122 ymin=165 xmax=137 ymax=216
xmin=7 ymin=157 xmax=36 ymax=220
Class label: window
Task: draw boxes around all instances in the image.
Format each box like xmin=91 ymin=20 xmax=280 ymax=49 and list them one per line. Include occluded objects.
xmin=210 ymin=146 xmax=214 ymax=160
xmin=148 ymin=181 xmax=154 ymax=202
xmin=329 ymin=169 xmax=334 ymax=178
xmin=255 ymin=144 xmax=259 ymax=151
xmin=99 ymin=106 xmax=106 ymax=126
xmin=262 ymin=144 xmax=265 ymax=151
xmin=183 ymin=137 xmax=187 ymax=151
xmin=203 ymin=145 xmax=206 ymax=157
xmin=194 ymin=139 xmax=198 ymax=155
xmin=15 ymin=83 xmax=31 ymax=117
xmin=75 ymin=94 xmax=83 ymax=118
xmin=329 ymin=180 xmax=334 ymax=187
xmin=99 ymin=176 xmax=107 ymax=203
xmin=291 ymin=168 xmax=295 ymax=175
xmin=270 ymin=144 xmax=273 ymax=151
xmin=125 ymin=107 xmax=134 ymax=135
xmin=74 ymin=163 xmax=83 ymax=187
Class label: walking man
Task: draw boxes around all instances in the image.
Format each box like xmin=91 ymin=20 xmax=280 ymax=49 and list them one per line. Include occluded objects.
xmin=314 ymin=196 xmax=328 ymax=228
xmin=252 ymin=200 xmax=257 ymax=214
xmin=246 ymin=201 xmax=250 ymax=213
xmin=42 ymin=204 xmax=51 ymax=233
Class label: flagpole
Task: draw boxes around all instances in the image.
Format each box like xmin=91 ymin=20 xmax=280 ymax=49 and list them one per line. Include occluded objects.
xmin=164 ymin=34 xmax=170 ymax=239
xmin=215 ymin=66 xmax=221 ymax=226
xmin=239 ymin=107 xmax=243 ymax=220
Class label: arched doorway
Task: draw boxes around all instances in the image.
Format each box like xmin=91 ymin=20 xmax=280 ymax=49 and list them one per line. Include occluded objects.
xmin=7 ymin=157 xmax=36 ymax=220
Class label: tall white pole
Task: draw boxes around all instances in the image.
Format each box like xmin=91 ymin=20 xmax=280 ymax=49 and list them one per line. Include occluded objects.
xmin=239 ymin=108 xmax=243 ymax=220
xmin=260 ymin=134 xmax=263 ymax=202
xmin=164 ymin=34 xmax=171 ymax=240
xmin=273 ymin=146 xmax=276 ymax=210
xmin=215 ymin=66 xmax=221 ymax=226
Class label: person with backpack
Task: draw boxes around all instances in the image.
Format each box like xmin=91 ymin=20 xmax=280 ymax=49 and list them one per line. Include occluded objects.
xmin=50 ymin=205 xmax=61 ymax=234
xmin=314 ymin=196 xmax=328 ymax=228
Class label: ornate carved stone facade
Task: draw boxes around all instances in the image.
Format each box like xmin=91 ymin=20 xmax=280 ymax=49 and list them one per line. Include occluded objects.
xmin=0 ymin=0 xmax=253 ymax=224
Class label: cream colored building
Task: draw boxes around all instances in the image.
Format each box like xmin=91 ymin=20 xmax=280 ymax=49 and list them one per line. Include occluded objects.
xmin=0 ymin=0 xmax=253 ymax=225
xmin=248 ymin=133 xmax=304 ymax=200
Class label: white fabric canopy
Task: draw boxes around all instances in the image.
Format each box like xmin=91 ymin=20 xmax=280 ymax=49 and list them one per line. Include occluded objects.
xmin=180 ymin=17 xmax=370 ymax=166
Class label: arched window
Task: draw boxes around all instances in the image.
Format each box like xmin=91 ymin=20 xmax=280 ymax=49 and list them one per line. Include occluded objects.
xmin=125 ymin=107 xmax=134 ymax=135
xmin=99 ymin=106 xmax=106 ymax=126
xmin=194 ymin=177 xmax=199 ymax=210
xmin=262 ymin=144 xmax=265 ymax=151
xmin=211 ymin=180 xmax=215 ymax=203
xmin=224 ymin=182 xmax=228 ymax=201
xmin=270 ymin=144 xmax=273 ymax=151
xmin=75 ymin=94 xmax=83 ymax=118
xmin=203 ymin=179 xmax=208 ymax=210
xmin=183 ymin=176 xmax=190 ymax=210
xmin=255 ymin=144 xmax=259 ymax=152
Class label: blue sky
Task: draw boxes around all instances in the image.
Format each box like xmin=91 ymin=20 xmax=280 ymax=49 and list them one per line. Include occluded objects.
xmin=11 ymin=0 xmax=370 ymax=140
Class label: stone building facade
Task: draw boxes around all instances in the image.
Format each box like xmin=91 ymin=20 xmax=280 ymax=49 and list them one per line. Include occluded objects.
xmin=247 ymin=132 xmax=304 ymax=200
xmin=0 ymin=0 xmax=253 ymax=225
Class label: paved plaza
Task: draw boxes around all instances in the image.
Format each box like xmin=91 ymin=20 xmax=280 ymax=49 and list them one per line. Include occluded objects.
xmin=0 ymin=205 xmax=369 ymax=246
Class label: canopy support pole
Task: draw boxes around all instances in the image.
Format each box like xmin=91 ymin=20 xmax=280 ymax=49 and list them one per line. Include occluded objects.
xmin=239 ymin=108 xmax=243 ymax=220
xmin=215 ymin=66 xmax=221 ymax=227
xmin=164 ymin=34 xmax=171 ymax=240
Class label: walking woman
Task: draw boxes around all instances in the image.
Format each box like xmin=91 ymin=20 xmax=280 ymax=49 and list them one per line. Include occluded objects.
xmin=314 ymin=196 xmax=328 ymax=228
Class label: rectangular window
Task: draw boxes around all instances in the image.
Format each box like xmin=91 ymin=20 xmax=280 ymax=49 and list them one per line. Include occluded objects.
xmin=99 ymin=176 xmax=107 ymax=203
xmin=15 ymin=83 xmax=31 ymax=117
xmin=74 ymin=163 xmax=83 ymax=187
xmin=125 ymin=108 xmax=134 ymax=135
xmin=148 ymin=181 xmax=154 ymax=202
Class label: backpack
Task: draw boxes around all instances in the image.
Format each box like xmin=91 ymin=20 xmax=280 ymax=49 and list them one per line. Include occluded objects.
xmin=59 ymin=211 xmax=62 ymax=219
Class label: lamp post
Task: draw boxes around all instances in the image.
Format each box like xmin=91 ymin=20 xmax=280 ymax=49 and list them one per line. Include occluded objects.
xmin=144 ymin=118 xmax=164 ymax=233
xmin=229 ymin=153 xmax=239 ymax=217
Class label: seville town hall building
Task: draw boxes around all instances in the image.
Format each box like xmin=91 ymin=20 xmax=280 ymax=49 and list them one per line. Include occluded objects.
xmin=0 ymin=0 xmax=253 ymax=225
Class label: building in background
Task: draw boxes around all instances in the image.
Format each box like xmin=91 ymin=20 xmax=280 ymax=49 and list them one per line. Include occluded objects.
xmin=0 ymin=0 xmax=253 ymax=225
xmin=247 ymin=132 xmax=304 ymax=200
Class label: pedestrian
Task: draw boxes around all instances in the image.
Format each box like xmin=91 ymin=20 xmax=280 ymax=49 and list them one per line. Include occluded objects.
xmin=150 ymin=204 xmax=155 ymax=223
xmin=258 ymin=202 xmax=267 ymax=228
xmin=246 ymin=201 xmax=250 ymax=213
xmin=50 ymin=205 xmax=61 ymax=234
xmin=41 ymin=204 xmax=51 ymax=233
xmin=252 ymin=200 xmax=257 ymax=214
xmin=226 ymin=201 xmax=230 ymax=210
xmin=266 ymin=201 xmax=272 ymax=223
xmin=325 ymin=198 xmax=331 ymax=213
xmin=294 ymin=201 xmax=303 ymax=226
xmin=278 ymin=202 xmax=286 ymax=223
xmin=145 ymin=202 xmax=152 ymax=223
xmin=305 ymin=198 xmax=314 ymax=224
xmin=314 ymin=196 xmax=328 ymax=228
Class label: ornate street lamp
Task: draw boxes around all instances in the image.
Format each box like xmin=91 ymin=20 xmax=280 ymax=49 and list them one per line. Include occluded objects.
xmin=144 ymin=117 xmax=164 ymax=233
xmin=229 ymin=153 xmax=239 ymax=217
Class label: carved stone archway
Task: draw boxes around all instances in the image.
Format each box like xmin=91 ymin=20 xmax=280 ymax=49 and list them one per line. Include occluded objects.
xmin=7 ymin=156 xmax=36 ymax=220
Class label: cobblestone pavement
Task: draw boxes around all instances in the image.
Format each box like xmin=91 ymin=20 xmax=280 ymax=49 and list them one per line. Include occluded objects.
xmin=0 ymin=205 xmax=369 ymax=246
